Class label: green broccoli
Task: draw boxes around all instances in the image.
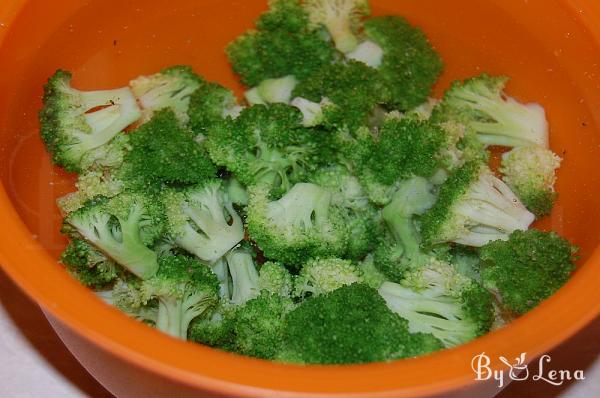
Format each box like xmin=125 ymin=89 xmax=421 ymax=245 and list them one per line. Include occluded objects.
xmin=258 ymin=261 xmax=294 ymax=297
xmin=247 ymin=182 xmax=347 ymax=267
xmin=431 ymin=74 xmax=549 ymax=148
xmin=358 ymin=254 xmax=388 ymax=289
xmin=279 ymin=283 xmax=442 ymax=364
xmin=205 ymin=104 xmax=331 ymax=194
xmin=129 ymin=66 xmax=204 ymax=124
xmin=109 ymin=279 xmax=158 ymax=324
xmin=289 ymin=96 xmax=332 ymax=127
xmin=188 ymin=303 xmax=236 ymax=349
xmin=374 ymin=177 xmax=437 ymax=282
xmin=39 ymin=70 xmax=141 ymax=172
xmin=421 ymin=161 xmax=535 ymax=247
xmin=209 ymin=258 xmax=231 ymax=299
xmin=141 ymin=255 xmax=219 ymax=339
xmin=224 ymin=176 xmax=249 ymax=207
xmin=379 ymin=259 xmax=495 ymax=347
xmin=294 ymin=257 xmax=363 ymax=297
xmin=226 ymin=0 xmax=335 ymax=86
xmin=61 ymin=239 xmax=120 ymax=288
xmin=500 ymin=146 xmax=561 ymax=217
xmin=304 ymin=0 xmax=370 ymax=53
xmin=64 ymin=193 xmax=164 ymax=279
xmin=293 ymin=60 xmax=388 ymax=131
xmin=187 ymin=81 xmax=242 ymax=135
xmin=162 ymin=181 xmax=244 ymax=264
xmin=225 ymin=248 xmax=260 ymax=305
xmin=57 ymin=168 xmax=125 ymax=215
xmin=356 ymin=16 xmax=443 ymax=110
xmin=245 ymin=75 xmax=299 ymax=105
xmin=120 ymin=109 xmax=217 ymax=191
xmin=479 ymin=229 xmax=576 ymax=315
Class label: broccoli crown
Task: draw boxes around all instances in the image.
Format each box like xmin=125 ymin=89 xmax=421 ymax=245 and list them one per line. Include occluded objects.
xmin=188 ymin=303 xmax=237 ymax=349
xmin=57 ymin=168 xmax=125 ymax=215
xmin=304 ymin=0 xmax=370 ymax=53
xmin=436 ymin=121 xmax=489 ymax=172
xmin=206 ymin=104 xmax=332 ymax=194
xmin=129 ymin=65 xmax=205 ymax=123
xmin=479 ymin=229 xmax=576 ymax=315
xmin=188 ymin=81 xmax=240 ymax=135
xmin=363 ymin=16 xmax=443 ymax=110
xmin=420 ymin=161 xmax=535 ymax=247
xmin=111 ymin=279 xmax=159 ymax=324
xmin=258 ymin=261 xmax=294 ymax=297
xmin=65 ymin=192 xmax=164 ymax=279
xmin=141 ymin=255 xmax=220 ymax=339
xmin=280 ymin=283 xmax=442 ymax=364
xmin=431 ymin=74 xmax=549 ymax=148
xmin=162 ymin=180 xmax=244 ymax=263
xmin=120 ymin=109 xmax=217 ymax=191
xmin=227 ymin=0 xmax=335 ymax=86
xmin=247 ymin=183 xmax=347 ymax=267
xmin=358 ymin=254 xmax=388 ymax=289
xmin=61 ymin=239 xmax=120 ymax=288
xmin=39 ymin=70 xmax=141 ymax=172
xmin=379 ymin=259 xmax=495 ymax=347
xmin=294 ymin=257 xmax=363 ymax=297
xmin=229 ymin=292 xmax=295 ymax=359
xmin=293 ymin=60 xmax=388 ymax=131
xmin=500 ymin=146 xmax=561 ymax=217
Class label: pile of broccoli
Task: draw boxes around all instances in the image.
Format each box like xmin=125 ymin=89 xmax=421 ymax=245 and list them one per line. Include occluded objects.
xmin=39 ymin=0 xmax=576 ymax=365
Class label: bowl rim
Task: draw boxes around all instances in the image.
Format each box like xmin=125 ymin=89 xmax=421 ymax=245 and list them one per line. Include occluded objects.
xmin=1 ymin=0 xmax=600 ymax=396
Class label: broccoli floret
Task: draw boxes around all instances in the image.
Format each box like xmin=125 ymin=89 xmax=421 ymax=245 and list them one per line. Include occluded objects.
xmin=258 ymin=261 xmax=293 ymax=297
xmin=229 ymin=292 xmax=295 ymax=359
xmin=64 ymin=193 xmax=164 ymax=279
xmin=379 ymin=259 xmax=495 ymax=347
xmin=187 ymin=81 xmax=242 ymax=135
xmin=421 ymin=161 xmax=535 ymax=247
xmin=290 ymin=96 xmax=332 ymax=127
xmin=210 ymin=258 xmax=231 ymax=299
xmin=141 ymin=255 xmax=219 ymax=339
xmin=57 ymin=168 xmax=125 ymax=215
xmin=109 ymin=279 xmax=158 ymax=324
xmin=279 ymin=283 xmax=442 ymax=364
xmin=293 ymin=257 xmax=362 ymax=297
xmin=39 ymin=70 xmax=141 ymax=172
xmin=293 ymin=60 xmax=388 ymax=131
xmin=310 ymin=164 xmax=381 ymax=259
xmin=162 ymin=181 xmax=244 ymax=263
xmin=206 ymin=104 xmax=331 ymax=194
xmin=130 ymin=66 xmax=204 ymax=124
xmin=120 ymin=110 xmax=217 ymax=191
xmin=61 ymin=239 xmax=120 ymax=288
xmin=500 ymin=146 xmax=561 ymax=217
xmin=225 ymin=248 xmax=260 ymax=305
xmin=247 ymin=183 xmax=347 ymax=267
xmin=346 ymin=40 xmax=384 ymax=68
xmin=358 ymin=254 xmax=388 ymax=289
xmin=431 ymin=74 xmax=549 ymax=148
xmin=188 ymin=303 xmax=236 ymax=349
xmin=479 ymin=230 xmax=576 ymax=315
xmin=360 ymin=16 xmax=443 ymax=110
xmin=374 ymin=177 xmax=437 ymax=282
xmin=304 ymin=0 xmax=370 ymax=53
xmin=224 ymin=176 xmax=249 ymax=207
xmin=227 ymin=0 xmax=335 ymax=86
xmin=246 ymin=75 xmax=299 ymax=105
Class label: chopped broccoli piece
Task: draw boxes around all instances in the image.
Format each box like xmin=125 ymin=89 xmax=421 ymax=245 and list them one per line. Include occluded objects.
xmin=280 ymin=283 xmax=442 ymax=364
xmin=187 ymin=81 xmax=242 ymax=135
xmin=57 ymin=168 xmax=125 ymax=215
xmin=479 ymin=230 xmax=576 ymax=315
xmin=294 ymin=257 xmax=363 ymax=297
xmin=500 ymin=146 xmax=561 ymax=217
xmin=64 ymin=193 xmax=164 ymax=279
xmin=421 ymin=161 xmax=535 ymax=247
xmin=141 ymin=255 xmax=219 ymax=339
xmin=224 ymin=176 xmax=249 ymax=207
xmin=258 ymin=261 xmax=293 ymax=297
xmin=227 ymin=0 xmax=335 ymax=86
xmin=130 ymin=66 xmax=204 ymax=124
xmin=226 ymin=248 xmax=260 ymax=305
xmin=209 ymin=258 xmax=231 ymax=299
xmin=61 ymin=239 xmax=120 ymax=288
xmin=162 ymin=181 xmax=244 ymax=263
xmin=119 ymin=109 xmax=217 ymax=191
xmin=304 ymin=0 xmax=370 ymax=53
xmin=247 ymin=75 xmax=299 ymax=105
xmin=362 ymin=16 xmax=443 ymax=110
xmin=290 ymin=96 xmax=332 ymax=127
xmin=188 ymin=303 xmax=236 ymax=349
xmin=110 ymin=279 xmax=159 ymax=324
xmin=379 ymin=259 xmax=495 ymax=347
xmin=346 ymin=40 xmax=384 ymax=68
xmin=247 ymin=183 xmax=347 ymax=267
xmin=39 ymin=70 xmax=141 ymax=172
xmin=431 ymin=74 xmax=549 ymax=148
xmin=358 ymin=254 xmax=388 ymax=289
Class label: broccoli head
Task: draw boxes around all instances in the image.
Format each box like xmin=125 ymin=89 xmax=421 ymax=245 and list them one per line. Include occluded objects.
xmin=479 ymin=229 xmax=576 ymax=315
xmin=57 ymin=168 xmax=125 ymax=215
xmin=187 ymin=81 xmax=242 ymax=135
xmin=500 ymin=146 xmax=561 ymax=217
xmin=293 ymin=257 xmax=363 ymax=297
xmin=39 ymin=70 xmax=141 ymax=172
xmin=258 ymin=261 xmax=294 ymax=297
xmin=61 ymin=239 xmax=121 ymax=288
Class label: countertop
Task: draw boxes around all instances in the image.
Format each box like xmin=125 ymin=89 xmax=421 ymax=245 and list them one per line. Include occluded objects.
xmin=1 ymin=268 xmax=598 ymax=398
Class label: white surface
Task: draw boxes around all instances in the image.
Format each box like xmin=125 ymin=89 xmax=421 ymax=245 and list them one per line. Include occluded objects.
xmin=0 ymin=268 xmax=598 ymax=398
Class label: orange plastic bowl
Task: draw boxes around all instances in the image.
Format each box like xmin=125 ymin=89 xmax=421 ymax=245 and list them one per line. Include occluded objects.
xmin=1 ymin=0 xmax=600 ymax=397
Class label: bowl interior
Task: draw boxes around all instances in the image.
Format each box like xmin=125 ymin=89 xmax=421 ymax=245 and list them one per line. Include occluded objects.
xmin=1 ymin=0 xmax=600 ymax=395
